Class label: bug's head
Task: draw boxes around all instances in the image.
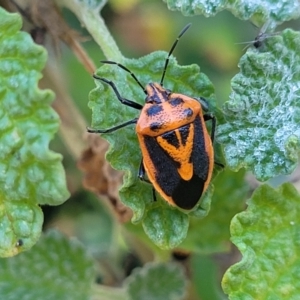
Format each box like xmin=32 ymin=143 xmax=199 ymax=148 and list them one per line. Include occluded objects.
xmin=145 ymin=83 xmax=171 ymax=104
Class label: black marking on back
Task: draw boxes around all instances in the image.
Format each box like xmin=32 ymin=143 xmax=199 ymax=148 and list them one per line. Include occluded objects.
xmin=191 ymin=115 xmax=209 ymax=178
xmin=169 ymin=97 xmax=183 ymax=107
xmin=144 ymin=135 xmax=181 ymax=197
xmin=172 ymin=174 xmax=205 ymax=209
xmin=150 ymin=122 xmax=162 ymax=132
xmin=143 ymin=115 xmax=210 ymax=210
xmin=161 ymin=130 xmax=180 ymax=149
xmin=183 ymin=108 xmax=193 ymax=118
xmin=172 ymin=116 xmax=209 ymax=209
xmin=146 ymin=105 xmax=163 ymax=116
xmin=178 ymin=124 xmax=190 ymax=146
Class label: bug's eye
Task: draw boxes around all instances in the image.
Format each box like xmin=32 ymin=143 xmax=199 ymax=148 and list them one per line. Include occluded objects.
xmin=145 ymin=97 xmax=155 ymax=104
xmin=165 ymin=89 xmax=171 ymax=96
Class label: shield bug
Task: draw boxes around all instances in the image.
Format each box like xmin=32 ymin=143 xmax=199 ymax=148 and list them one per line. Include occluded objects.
xmin=88 ymin=24 xmax=216 ymax=210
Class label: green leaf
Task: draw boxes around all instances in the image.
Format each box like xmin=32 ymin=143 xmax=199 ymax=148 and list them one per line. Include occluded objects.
xmin=163 ymin=0 xmax=227 ymax=17
xmin=0 ymin=201 xmax=43 ymax=257
xmin=222 ymin=183 xmax=300 ymax=299
xmin=0 ymin=230 xmax=95 ymax=300
xmin=180 ymin=169 xmax=248 ymax=253
xmin=139 ymin=186 xmax=213 ymax=250
xmin=191 ymin=255 xmax=226 ymax=300
xmin=142 ymin=203 xmax=189 ymax=250
xmin=0 ymin=8 xmax=69 ymax=256
xmin=58 ymin=193 xmax=115 ymax=257
xmin=125 ymin=262 xmax=187 ymax=300
xmin=231 ymin=0 xmax=300 ymax=24
xmin=89 ymin=52 xmax=216 ymax=247
xmin=217 ymin=29 xmax=300 ymax=181
xmin=163 ymin=0 xmax=300 ymax=24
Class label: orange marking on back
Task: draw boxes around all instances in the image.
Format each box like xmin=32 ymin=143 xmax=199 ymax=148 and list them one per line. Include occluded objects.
xmin=156 ymin=125 xmax=194 ymax=181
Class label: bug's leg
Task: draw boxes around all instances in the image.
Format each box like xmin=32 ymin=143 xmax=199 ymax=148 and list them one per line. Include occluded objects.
xmin=215 ymin=161 xmax=225 ymax=168
xmin=138 ymin=160 xmax=150 ymax=183
xmin=203 ymin=113 xmax=216 ymax=143
xmin=194 ymin=97 xmax=216 ymax=140
xmin=138 ymin=161 xmax=157 ymax=202
xmin=196 ymin=96 xmax=210 ymax=111
xmin=203 ymin=114 xmax=225 ymax=168
xmin=152 ymin=188 xmax=157 ymax=202
xmin=93 ymin=75 xmax=143 ymax=110
xmin=87 ymin=118 xmax=138 ymax=133
xmin=88 ymin=74 xmax=142 ymax=133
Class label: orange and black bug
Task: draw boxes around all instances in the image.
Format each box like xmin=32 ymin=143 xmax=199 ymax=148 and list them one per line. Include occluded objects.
xmin=88 ymin=24 xmax=216 ymax=210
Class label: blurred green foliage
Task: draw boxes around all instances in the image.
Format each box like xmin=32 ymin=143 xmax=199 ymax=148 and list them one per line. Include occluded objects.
xmin=1 ymin=0 xmax=300 ymax=299
xmin=43 ymin=1 xmax=300 ymax=299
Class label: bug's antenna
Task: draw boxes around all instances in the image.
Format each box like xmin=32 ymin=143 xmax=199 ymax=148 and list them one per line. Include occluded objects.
xmin=100 ymin=60 xmax=147 ymax=94
xmin=160 ymin=23 xmax=191 ymax=86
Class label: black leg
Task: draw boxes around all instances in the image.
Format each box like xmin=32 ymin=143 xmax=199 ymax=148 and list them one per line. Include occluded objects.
xmin=93 ymin=75 xmax=143 ymax=110
xmin=87 ymin=118 xmax=138 ymax=133
xmin=215 ymin=161 xmax=225 ymax=168
xmin=138 ymin=160 xmax=151 ymax=183
xmin=203 ymin=114 xmax=224 ymax=168
xmin=138 ymin=160 xmax=156 ymax=201
xmin=204 ymin=113 xmax=216 ymax=143
xmin=152 ymin=188 xmax=157 ymax=202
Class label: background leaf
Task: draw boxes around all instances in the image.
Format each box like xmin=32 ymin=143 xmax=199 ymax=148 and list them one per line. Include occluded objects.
xmin=222 ymin=183 xmax=300 ymax=299
xmin=125 ymin=262 xmax=187 ymax=300
xmin=191 ymin=255 xmax=227 ymax=300
xmin=163 ymin=0 xmax=228 ymax=17
xmin=217 ymin=29 xmax=300 ymax=181
xmin=142 ymin=203 xmax=189 ymax=250
xmin=180 ymin=169 xmax=247 ymax=253
xmin=0 ymin=8 xmax=69 ymax=256
xmin=0 ymin=230 xmax=95 ymax=300
xmin=163 ymin=0 xmax=300 ymax=25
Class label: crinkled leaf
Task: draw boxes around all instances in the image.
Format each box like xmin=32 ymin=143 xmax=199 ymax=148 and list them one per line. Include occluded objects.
xmin=141 ymin=186 xmax=213 ymax=249
xmin=163 ymin=0 xmax=300 ymax=25
xmin=222 ymin=183 xmax=300 ymax=299
xmin=0 ymin=201 xmax=43 ymax=257
xmin=231 ymin=0 xmax=300 ymax=24
xmin=163 ymin=0 xmax=227 ymax=17
xmin=0 ymin=8 xmax=69 ymax=256
xmin=142 ymin=203 xmax=189 ymax=250
xmin=125 ymin=262 xmax=187 ymax=300
xmin=0 ymin=230 xmax=95 ymax=300
xmin=180 ymin=169 xmax=247 ymax=253
xmin=217 ymin=29 xmax=300 ymax=181
xmin=89 ymin=51 xmax=216 ymax=247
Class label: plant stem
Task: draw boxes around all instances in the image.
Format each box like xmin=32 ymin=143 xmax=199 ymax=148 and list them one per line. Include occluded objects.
xmin=57 ymin=0 xmax=123 ymax=61
xmin=42 ymin=63 xmax=88 ymax=160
